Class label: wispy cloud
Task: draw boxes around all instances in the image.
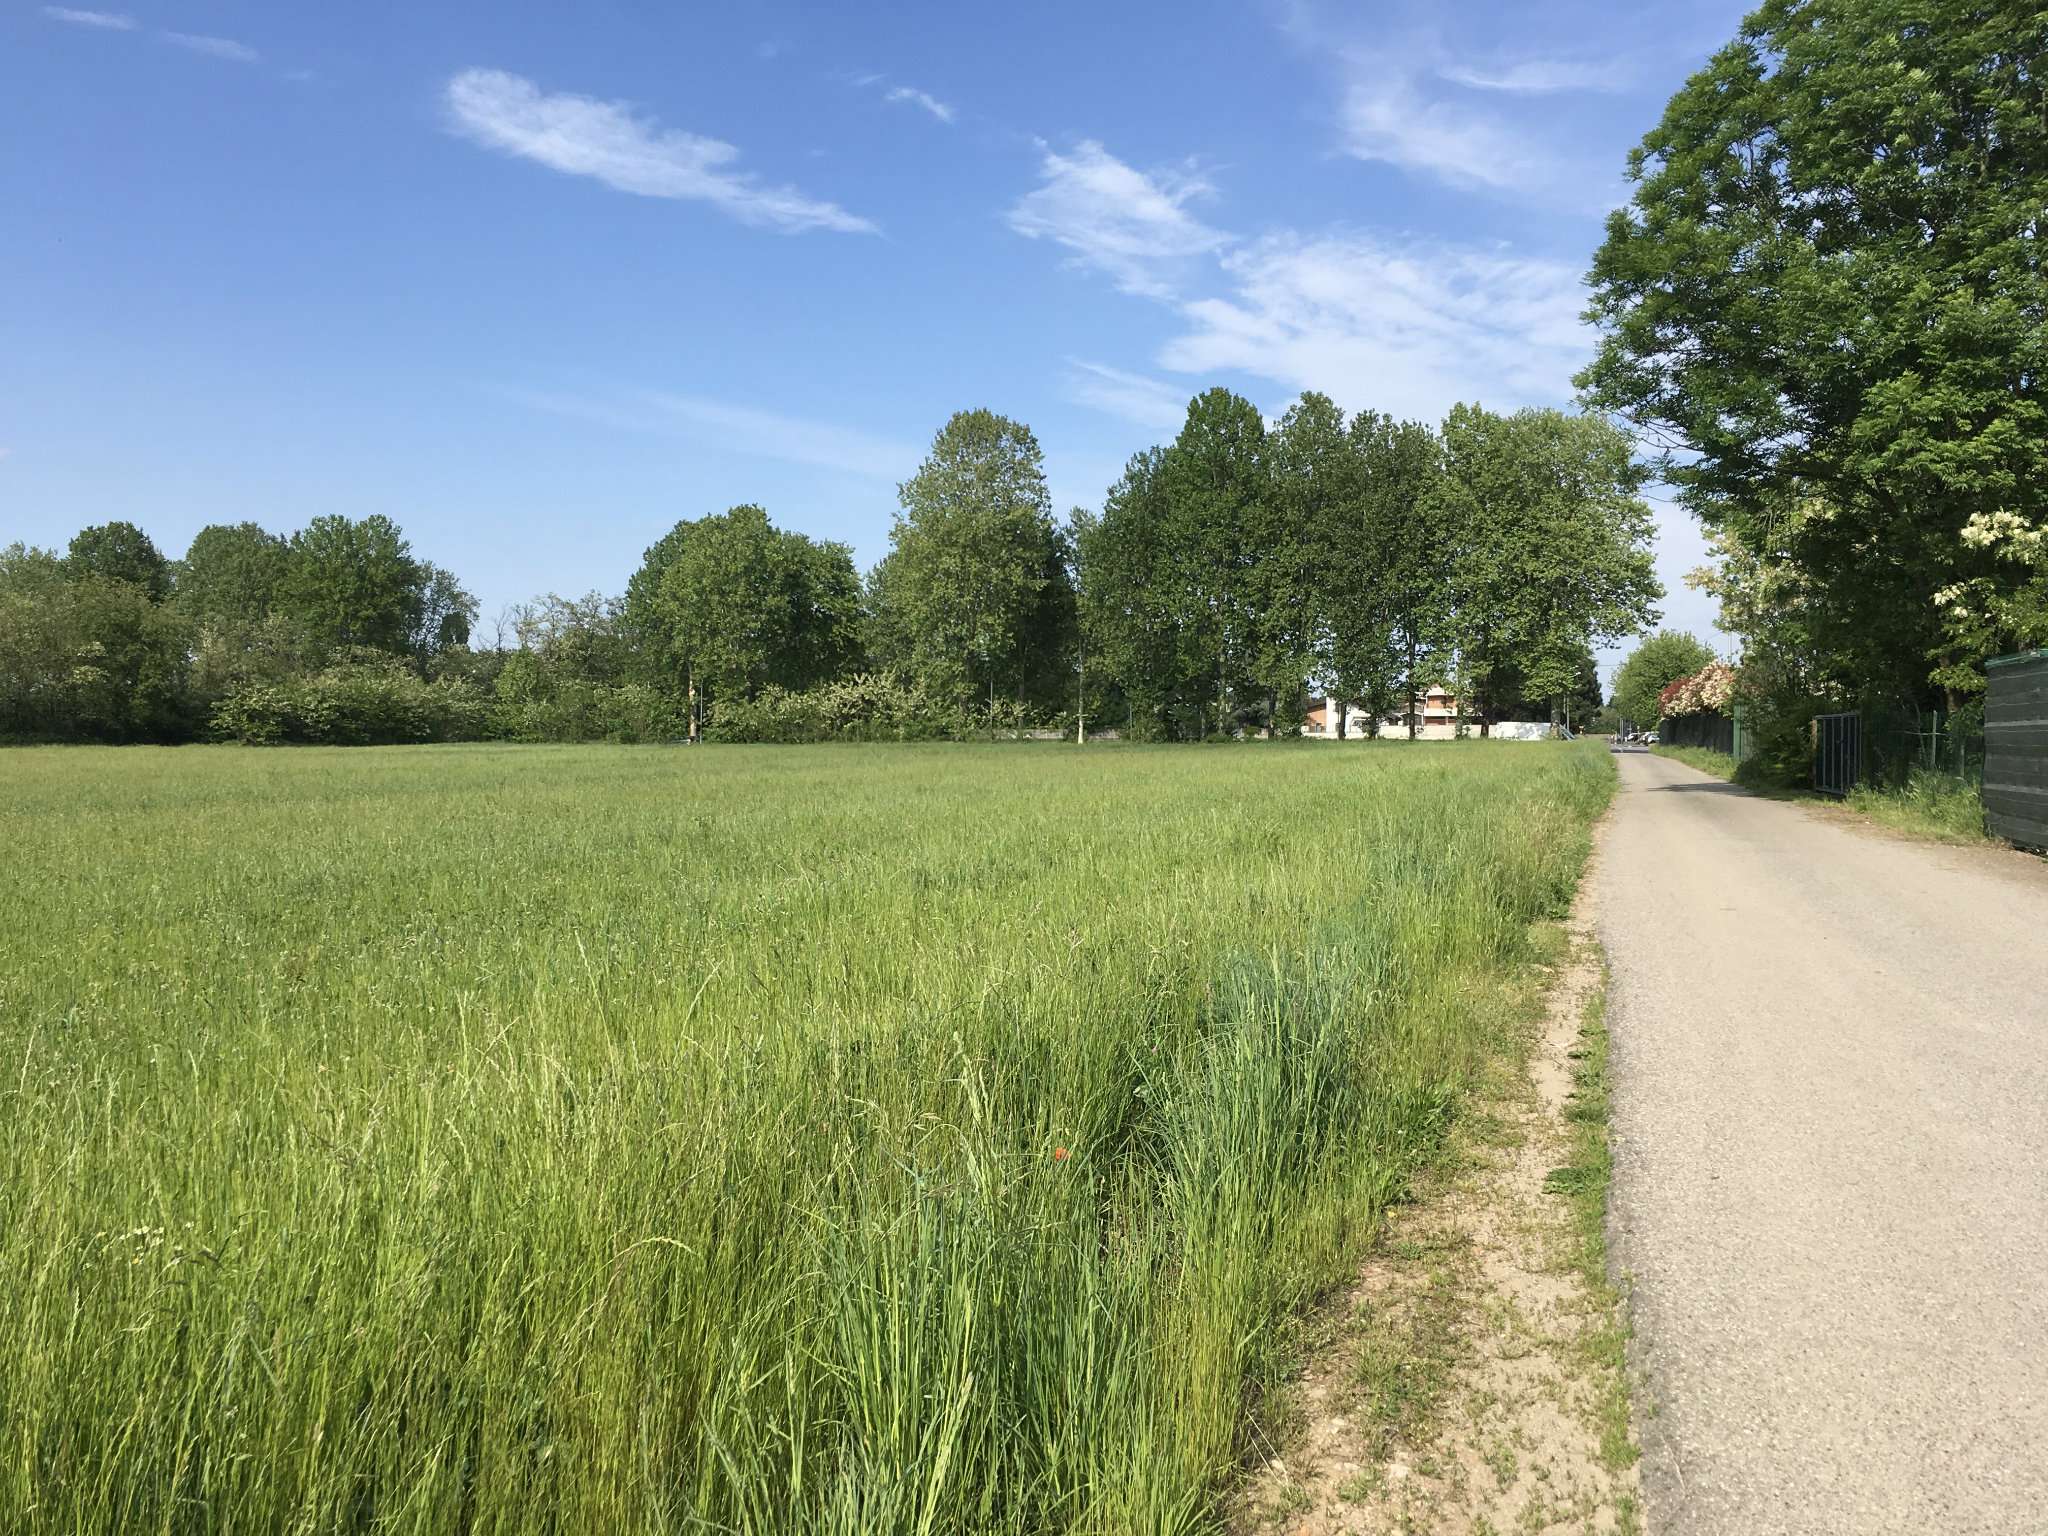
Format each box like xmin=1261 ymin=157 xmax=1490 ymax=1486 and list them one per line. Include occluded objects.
xmin=1065 ymin=361 xmax=1190 ymax=432
xmin=1338 ymin=62 xmax=1547 ymax=192
xmin=444 ymin=69 xmax=876 ymax=235
xmin=42 ymin=6 xmax=135 ymax=29
xmin=1439 ymin=57 xmax=1633 ymax=94
xmin=506 ymin=386 xmax=915 ymax=479
xmin=1006 ymin=140 xmax=1230 ymax=300
xmin=1278 ymin=2 xmax=1634 ymax=200
xmin=162 ymin=31 xmax=260 ymax=63
xmin=1159 ymin=230 xmax=1589 ymax=425
xmin=883 ymin=85 xmax=955 ymax=124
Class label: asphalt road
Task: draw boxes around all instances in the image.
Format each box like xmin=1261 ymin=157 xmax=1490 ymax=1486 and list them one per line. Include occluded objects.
xmin=1596 ymin=749 xmax=2048 ymax=1536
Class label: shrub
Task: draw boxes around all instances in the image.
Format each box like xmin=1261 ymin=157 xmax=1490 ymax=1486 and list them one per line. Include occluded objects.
xmin=488 ymin=654 xmax=686 ymax=743
xmin=211 ymin=654 xmax=488 ymax=745
xmin=711 ymin=671 xmax=1030 ymax=743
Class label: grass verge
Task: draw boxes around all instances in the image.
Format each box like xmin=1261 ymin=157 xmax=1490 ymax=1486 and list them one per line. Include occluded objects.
xmin=1649 ymin=743 xmax=1738 ymax=781
xmin=1653 ymin=746 xmax=1992 ymax=847
xmin=1846 ymin=769 xmax=1989 ymax=844
xmin=1544 ymin=973 xmax=1639 ymax=1483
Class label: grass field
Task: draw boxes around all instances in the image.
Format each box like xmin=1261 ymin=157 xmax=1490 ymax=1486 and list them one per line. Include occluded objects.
xmin=2 ymin=741 xmax=1612 ymax=1534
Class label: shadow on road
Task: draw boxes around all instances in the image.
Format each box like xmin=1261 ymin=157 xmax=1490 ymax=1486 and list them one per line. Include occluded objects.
xmin=1648 ymin=781 xmax=1750 ymax=795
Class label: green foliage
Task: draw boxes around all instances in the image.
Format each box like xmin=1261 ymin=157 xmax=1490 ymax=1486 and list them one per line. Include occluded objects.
xmin=1436 ymin=406 xmax=1661 ymax=726
xmin=1580 ymin=0 xmax=2048 ymax=699
xmin=1846 ymin=768 xmax=1987 ymax=843
xmin=710 ymin=670 xmax=1006 ymax=742
xmin=0 ymin=740 xmax=1614 ymax=1533
xmin=645 ymin=505 xmax=863 ymax=721
xmin=209 ymin=652 xmax=489 ymax=744
xmin=278 ymin=514 xmax=475 ymax=663
xmin=490 ymin=655 xmax=684 ymax=744
xmin=0 ymin=546 xmax=193 ymax=741
xmin=65 ymin=521 xmax=171 ymax=601
xmin=1157 ymin=388 xmax=1268 ymax=733
xmin=176 ymin=522 xmax=292 ymax=627
xmin=1611 ymin=631 xmax=1718 ymax=727
xmin=1074 ymin=449 xmax=1195 ymax=738
xmin=870 ymin=410 xmax=1071 ymax=713
xmin=1346 ymin=412 xmax=1450 ymax=732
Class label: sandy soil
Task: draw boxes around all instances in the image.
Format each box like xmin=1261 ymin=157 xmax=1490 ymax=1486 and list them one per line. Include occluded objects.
xmin=1232 ymin=868 xmax=1640 ymax=1536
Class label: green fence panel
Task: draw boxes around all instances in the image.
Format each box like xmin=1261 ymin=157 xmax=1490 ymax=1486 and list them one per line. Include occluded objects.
xmin=1985 ymin=649 xmax=2048 ymax=850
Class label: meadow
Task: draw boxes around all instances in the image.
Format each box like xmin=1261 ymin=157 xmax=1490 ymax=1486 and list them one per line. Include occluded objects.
xmin=1 ymin=741 xmax=1612 ymax=1534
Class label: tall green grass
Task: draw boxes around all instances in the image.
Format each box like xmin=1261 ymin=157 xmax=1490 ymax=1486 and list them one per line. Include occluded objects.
xmin=1846 ymin=768 xmax=1987 ymax=843
xmin=1 ymin=741 xmax=1612 ymax=1533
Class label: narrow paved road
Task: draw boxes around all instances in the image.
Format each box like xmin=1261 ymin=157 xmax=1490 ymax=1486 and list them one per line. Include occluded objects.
xmin=1597 ymin=750 xmax=2048 ymax=1536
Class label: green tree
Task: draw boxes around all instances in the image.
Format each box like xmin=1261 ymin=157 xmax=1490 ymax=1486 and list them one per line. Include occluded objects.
xmin=1437 ymin=406 xmax=1662 ymax=731
xmin=1341 ymin=411 xmax=1446 ymax=737
xmin=1 ymin=545 xmax=192 ymax=740
xmin=1265 ymin=393 xmax=1356 ymax=733
xmin=1074 ymin=450 xmax=1209 ymax=739
xmin=1157 ymin=388 xmax=1266 ymax=736
xmin=1610 ymin=630 xmax=1718 ymax=729
xmin=873 ymin=410 xmax=1066 ymax=718
xmin=641 ymin=506 xmax=862 ymax=734
xmin=177 ymin=523 xmax=291 ymax=628
xmin=621 ymin=521 xmax=695 ymax=683
xmin=277 ymin=515 xmax=473 ymax=665
xmin=1579 ymin=0 xmax=2048 ymax=704
xmin=66 ymin=522 xmax=171 ymax=601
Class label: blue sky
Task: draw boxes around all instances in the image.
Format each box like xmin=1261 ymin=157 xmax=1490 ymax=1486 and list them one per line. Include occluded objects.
xmin=2 ymin=0 xmax=1745 ymax=670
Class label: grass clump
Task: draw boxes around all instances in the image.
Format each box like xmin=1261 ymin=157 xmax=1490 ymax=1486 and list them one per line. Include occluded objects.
xmin=1846 ymin=769 xmax=1987 ymax=843
xmin=1 ymin=739 xmax=1613 ymax=1534
xmin=1544 ymin=978 xmax=1638 ymax=1474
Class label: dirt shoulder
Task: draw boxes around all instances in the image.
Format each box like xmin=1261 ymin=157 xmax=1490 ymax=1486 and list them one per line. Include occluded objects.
xmin=1232 ymin=867 xmax=1639 ymax=1536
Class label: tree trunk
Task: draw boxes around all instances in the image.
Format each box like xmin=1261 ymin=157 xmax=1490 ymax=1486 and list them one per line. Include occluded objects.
xmin=1405 ymin=639 xmax=1420 ymax=739
xmin=687 ymin=663 xmax=700 ymax=745
xmin=1076 ymin=642 xmax=1085 ymax=746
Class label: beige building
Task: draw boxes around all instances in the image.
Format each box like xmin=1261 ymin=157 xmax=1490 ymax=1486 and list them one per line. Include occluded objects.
xmin=1302 ymin=686 xmax=1465 ymax=740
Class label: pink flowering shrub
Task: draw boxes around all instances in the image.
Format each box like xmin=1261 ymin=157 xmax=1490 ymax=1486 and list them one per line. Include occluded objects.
xmin=1657 ymin=660 xmax=1738 ymax=717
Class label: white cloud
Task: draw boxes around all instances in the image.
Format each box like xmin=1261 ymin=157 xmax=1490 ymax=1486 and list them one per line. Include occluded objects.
xmin=1157 ymin=231 xmax=1591 ymax=426
xmin=43 ymin=6 xmax=135 ymax=29
xmin=506 ymin=386 xmax=914 ymax=480
xmin=1439 ymin=57 xmax=1632 ymax=94
xmin=162 ymin=31 xmax=260 ymax=63
xmin=884 ymin=85 xmax=955 ymax=124
xmin=1006 ymin=140 xmax=1230 ymax=299
xmin=1065 ymin=361 xmax=1189 ymax=432
xmin=1339 ymin=63 xmax=1546 ymax=192
xmin=444 ymin=69 xmax=876 ymax=235
xmin=644 ymin=393 xmax=913 ymax=477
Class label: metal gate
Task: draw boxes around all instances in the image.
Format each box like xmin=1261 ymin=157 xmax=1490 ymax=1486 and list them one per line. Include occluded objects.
xmin=1813 ymin=711 xmax=1862 ymax=796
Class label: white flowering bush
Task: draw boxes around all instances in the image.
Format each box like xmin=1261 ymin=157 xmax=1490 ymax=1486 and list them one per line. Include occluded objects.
xmin=1657 ymin=660 xmax=1738 ymax=717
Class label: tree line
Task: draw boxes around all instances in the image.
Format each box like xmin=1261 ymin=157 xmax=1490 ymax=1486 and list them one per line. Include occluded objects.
xmin=1579 ymin=0 xmax=2047 ymax=779
xmin=2 ymin=393 xmax=1658 ymax=746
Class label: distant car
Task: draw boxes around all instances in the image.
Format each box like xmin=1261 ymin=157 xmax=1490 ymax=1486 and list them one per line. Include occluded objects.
xmin=1644 ymin=730 xmax=1659 ymax=744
